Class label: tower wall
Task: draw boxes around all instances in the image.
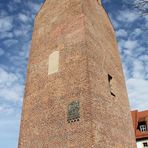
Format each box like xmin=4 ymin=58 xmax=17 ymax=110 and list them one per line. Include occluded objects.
xmin=83 ymin=0 xmax=136 ymax=147
xmin=19 ymin=0 xmax=136 ymax=147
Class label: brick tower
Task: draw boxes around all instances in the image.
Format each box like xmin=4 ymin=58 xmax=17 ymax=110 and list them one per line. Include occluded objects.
xmin=19 ymin=0 xmax=136 ymax=147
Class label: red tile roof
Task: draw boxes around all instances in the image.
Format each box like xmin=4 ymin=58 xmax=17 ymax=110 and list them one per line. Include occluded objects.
xmin=131 ymin=110 xmax=148 ymax=140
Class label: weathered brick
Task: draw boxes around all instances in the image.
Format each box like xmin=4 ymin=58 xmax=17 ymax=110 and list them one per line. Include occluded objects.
xmin=19 ymin=0 xmax=136 ymax=147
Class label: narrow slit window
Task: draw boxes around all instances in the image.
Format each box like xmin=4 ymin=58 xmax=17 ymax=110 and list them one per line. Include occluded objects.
xmin=48 ymin=51 xmax=59 ymax=75
xmin=108 ymin=74 xmax=115 ymax=97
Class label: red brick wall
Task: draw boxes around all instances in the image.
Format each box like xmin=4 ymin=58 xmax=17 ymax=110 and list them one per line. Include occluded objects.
xmin=19 ymin=0 xmax=136 ymax=147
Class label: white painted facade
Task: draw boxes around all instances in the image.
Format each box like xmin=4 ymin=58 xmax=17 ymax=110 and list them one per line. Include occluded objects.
xmin=137 ymin=140 xmax=148 ymax=148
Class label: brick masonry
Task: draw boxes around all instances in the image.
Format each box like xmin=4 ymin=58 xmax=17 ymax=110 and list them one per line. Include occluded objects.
xmin=18 ymin=0 xmax=137 ymax=147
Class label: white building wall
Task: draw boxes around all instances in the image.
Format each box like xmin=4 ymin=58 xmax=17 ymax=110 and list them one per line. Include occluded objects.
xmin=137 ymin=140 xmax=148 ymax=148
xmin=137 ymin=141 xmax=143 ymax=148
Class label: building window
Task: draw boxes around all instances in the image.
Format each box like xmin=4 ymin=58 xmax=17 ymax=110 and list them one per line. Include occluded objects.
xmin=140 ymin=125 xmax=147 ymax=132
xmin=108 ymin=74 xmax=115 ymax=96
xmin=48 ymin=51 xmax=59 ymax=75
xmin=143 ymin=142 xmax=148 ymax=147
xmin=137 ymin=121 xmax=147 ymax=132
xmin=67 ymin=101 xmax=80 ymax=123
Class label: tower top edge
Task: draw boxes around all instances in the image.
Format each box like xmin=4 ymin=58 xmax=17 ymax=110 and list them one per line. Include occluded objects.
xmin=43 ymin=0 xmax=102 ymax=4
xmin=36 ymin=0 xmax=102 ymax=19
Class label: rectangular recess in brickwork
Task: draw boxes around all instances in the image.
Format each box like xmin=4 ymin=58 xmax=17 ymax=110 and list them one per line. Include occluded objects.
xmin=67 ymin=101 xmax=80 ymax=123
xmin=48 ymin=51 xmax=59 ymax=75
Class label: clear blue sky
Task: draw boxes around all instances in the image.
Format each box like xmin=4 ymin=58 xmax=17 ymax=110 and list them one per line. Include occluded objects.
xmin=0 ymin=0 xmax=147 ymax=147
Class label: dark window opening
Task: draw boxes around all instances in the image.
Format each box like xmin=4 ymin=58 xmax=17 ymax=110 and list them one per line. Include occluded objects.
xmin=111 ymin=92 xmax=115 ymax=97
xmin=137 ymin=121 xmax=147 ymax=132
xmin=108 ymin=74 xmax=112 ymax=82
xmin=108 ymin=74 xmax=115 ymax=97
xmin=67 ymin=101 xmax=80 ymax=123
xmin=143 ymin=142 xmax=148 ymax=147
